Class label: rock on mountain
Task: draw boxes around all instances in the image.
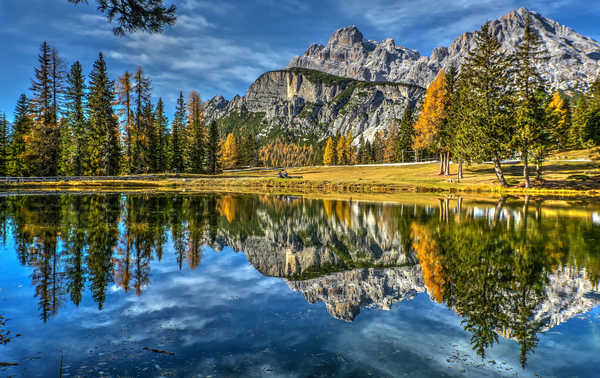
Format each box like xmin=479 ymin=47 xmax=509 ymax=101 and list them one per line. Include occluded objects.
xmin=204 ymin=68 xmax=423 ymax=142
xmin=288 ymin=7 xmax=600 ymax=91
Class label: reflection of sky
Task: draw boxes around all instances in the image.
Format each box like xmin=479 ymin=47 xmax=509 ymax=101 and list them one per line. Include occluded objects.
xmin=1 ymin=237 xmax=600 ymax=376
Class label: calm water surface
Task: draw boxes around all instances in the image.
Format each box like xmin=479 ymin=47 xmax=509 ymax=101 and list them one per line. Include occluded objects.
xmin=0 ymin=193 xmax=599 ymax=377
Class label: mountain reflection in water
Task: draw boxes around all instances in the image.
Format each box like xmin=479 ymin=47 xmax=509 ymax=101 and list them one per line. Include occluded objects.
xmin=0 ymin=193 xmax=599 ymax=373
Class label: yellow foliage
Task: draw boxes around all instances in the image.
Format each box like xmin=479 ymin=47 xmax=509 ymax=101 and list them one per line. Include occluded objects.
xmin=323 ymin=137 xmax=335 ymax=165
xmin=413 ymin=70 xmax=449 ymax=151
xmin=411 ymin=222 xmax=445 ymax=303
xmin=219 ymin=133 xmax=238 ymax=169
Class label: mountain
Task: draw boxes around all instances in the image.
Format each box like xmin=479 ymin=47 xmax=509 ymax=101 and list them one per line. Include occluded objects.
xmin=204 ymin=68 xmax=423 ymax=142
xmin=206 ymin=8 xmax=600 ymax=142
xmin=288 ymin=8 xmax=600 ymax=91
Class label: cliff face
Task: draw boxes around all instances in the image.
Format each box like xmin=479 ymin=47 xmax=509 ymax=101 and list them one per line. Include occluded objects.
xmin=204 ymin=68 xmax=424 ymax=142
xmin=288 ymin=8 xmax=600 ymax=91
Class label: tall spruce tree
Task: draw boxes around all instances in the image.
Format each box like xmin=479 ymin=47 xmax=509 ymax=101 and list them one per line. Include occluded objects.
xmin=0 ymin=113 xmax=8 ymax=176
xmin=116 ymin=71 xmax=134 ymax=172
xmin=513 ymin=16 xmax=548 ymax=187
xmin=457 ymin=22 xmax=515 ymax=187
xmin=397 ymin=105 xmax=414 ymax=163
xmin=170 ymin=91 xmax=186 ymax=172
xmin=87 ymin=52 xmax=120 ymax=175
xmin=207 ymin=121 xmax=219 ymax=174
xmin=186 ymin=91 xmax=205 ymax=172
xmin=154 ymin=98 xmax=169 ymax=171
xmin=30 ymin=42 xmax=62 ymax=176
xmin=62 ymin=61 xmax=87 ymax=176
xmin=11 ymin=94 xmax=32 ymax=176
xmin=133 ymin=67 xmax=152 ymax=173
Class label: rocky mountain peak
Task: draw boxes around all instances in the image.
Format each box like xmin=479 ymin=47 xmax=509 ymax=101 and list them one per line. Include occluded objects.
xmin=329 ymin=25 xmax=364 ymax=46
xmin=287 ymin=9 xmax=600 ymax=90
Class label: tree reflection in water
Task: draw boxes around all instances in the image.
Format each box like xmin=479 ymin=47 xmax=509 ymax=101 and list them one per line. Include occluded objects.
xmin=0 ymin=193 xmax=599 ymax=367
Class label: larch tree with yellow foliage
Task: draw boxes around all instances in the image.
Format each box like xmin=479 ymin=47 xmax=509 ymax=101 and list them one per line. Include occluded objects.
xmin=413 ymin=69 xmax=452 ymax=175
xmin=219 ymin=132 xmax=238 ymax=170
xmin=336 ymin=134 xmax=347 ymax=165
xmin=323 ymin=137 xmax=335 ymax=165
xmin=546 ymin=91 xmax=571 ymax=148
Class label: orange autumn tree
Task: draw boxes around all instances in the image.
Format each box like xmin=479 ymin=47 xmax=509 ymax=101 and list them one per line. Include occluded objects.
xmin=413 ymin=69 xmax=452 ymax=175
xmin=411 ymin=223 xmax=445 ymax=303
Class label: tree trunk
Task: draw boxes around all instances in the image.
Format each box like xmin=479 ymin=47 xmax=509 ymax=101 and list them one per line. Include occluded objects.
xmin=492 ymin=153 xmax=508 ymax=187
xmin=536 ymin=158 xmax=543 ymax=180
xmin=439 ymin=152 xmax=444 ymax=175
xmin=445 ymin=152 xmax=451 ymax=176
xmin=522 ymin=150 xmax=530 ymax=189
xmin=458 ymin=160 xmax=463 ymax=181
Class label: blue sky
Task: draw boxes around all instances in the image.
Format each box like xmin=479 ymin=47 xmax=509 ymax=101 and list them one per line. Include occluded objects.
xmin=1 ymin=0 xmax=600 ymax=121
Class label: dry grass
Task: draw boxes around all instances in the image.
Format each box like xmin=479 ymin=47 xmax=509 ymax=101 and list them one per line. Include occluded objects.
xmin=1 ymin=149 xmax=599 ymax=197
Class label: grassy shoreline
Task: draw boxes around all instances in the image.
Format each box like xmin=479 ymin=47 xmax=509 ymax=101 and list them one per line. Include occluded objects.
xmin=0 ymin=160 xmax=600 ymax=197
xmin=1 ymin=149 xmax=599 ymax=197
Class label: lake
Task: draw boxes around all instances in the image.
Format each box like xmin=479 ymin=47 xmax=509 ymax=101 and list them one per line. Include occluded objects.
xmin=0 ymin=192 xmax=599 ymax=377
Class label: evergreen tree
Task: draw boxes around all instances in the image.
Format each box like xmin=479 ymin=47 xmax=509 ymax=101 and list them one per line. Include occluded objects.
xmin=186 ymin=91 xmax=205 ymax=173
xmin=116 ymin=71 xmax=134 ymax=172
xmin=86 ymin=52 xmax=120 ymax=175
xmin=153 ymin=98 xmax=169 ymax=172
xmin=0 ymin=113 xmax=8 ymax=176
xmin=456 ymin=22 xmax=515 ymax=187
xmin=68 ymin=0 xmax=177 ymax=36
xmin=170 ymin=91 xmax=186 ymax=172
xmin=133 ymin=67 xmax=152 ymax=173
xmin=570 ymin=95 xmax=592 ymax=148
xmin=207 ymin=121 xmax=219 ymax=174
xmin=10 ymin=94 xmax=33 ymax=176
xmin=62 ymin=61 xmax=87 ymax=176
xmin=512 ymin=16 xmax=548 ymax=187
xmin=29 ymin=42 xmax=62 ymax=176
xmin=397 ymin=105 xmax=414 ymax=163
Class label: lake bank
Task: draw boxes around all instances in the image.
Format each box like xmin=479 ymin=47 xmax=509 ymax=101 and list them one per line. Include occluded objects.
xmin=1 ymin=157 xmax=599 ymax=197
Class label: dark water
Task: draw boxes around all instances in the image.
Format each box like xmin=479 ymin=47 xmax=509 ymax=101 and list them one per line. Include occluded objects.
xmin=0 ymin=193 xmax=599 ymax=377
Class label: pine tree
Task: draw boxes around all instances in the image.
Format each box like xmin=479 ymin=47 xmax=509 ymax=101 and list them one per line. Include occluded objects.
xmin=11 ymin=94 xmax=33 ymax=176
xmin=397 ymin=105 xmax=414 ymax=163
xmin=116 ymin=70 xmax=134 ymax=172
xmin=0 ymin=113 xmax=8 ymax=176
xmin=30 ymin=42 xmax=62 ymax=176
xmin=133 ymin=67 xmax=152 ymax=173
xmin=207 ymin=121 xmax=219 ymax=174
xmin=170 ymin=91 xmax=186 ymax=172
xmin=87 ymin=52 xmax=120 ymax=175
xmin=153 ymin=98 xmax=169 ymax=172
xmin=570 ymin=95 xmax=591 ymax=148
xmin=513 ymin=16 xmax=548 ymax=187
xmin=323 ymin=137 xmax=335 ymax=165
xmin=62 ymin=61 xmax=87 ymax=176
xmin=373 ymin=130 xmax=385 ymax=163
xmin=186 ymin=91 xmax=205 ymax=173
xmin=456 ymin=22 xmax=515 ymax=187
